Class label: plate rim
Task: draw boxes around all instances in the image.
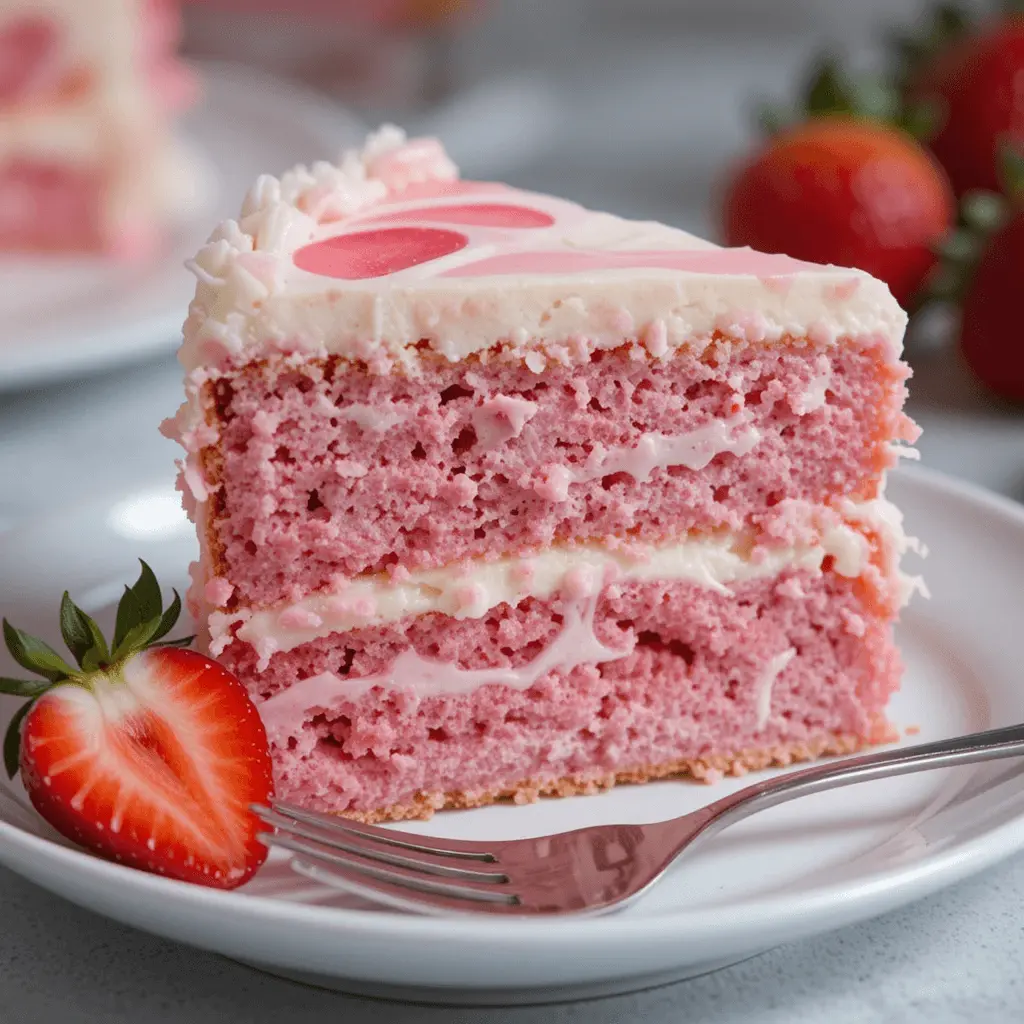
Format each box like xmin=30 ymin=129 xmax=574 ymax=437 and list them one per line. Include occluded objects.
xmin=1 ymin=463 xmax=1023 ymax=951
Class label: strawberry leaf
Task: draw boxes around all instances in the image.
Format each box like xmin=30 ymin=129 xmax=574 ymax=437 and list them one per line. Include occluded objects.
xmin=151 ymin=636 xmax=195 ymax=649
xmin=961 ymin=190 xmax=1008 ymax=233
xmin=897 ymin=99 xmax=943 ymax=142
xmin=805 ymin=58 xmax=857 ymax=117
xmin=111 ymin=615 xmax=163 ymax=663
xmin=997 ymin=142 xmax=1024 ymax=205
xmin=112 ymin=561 xmax=163 ymax=652
xmin=920 ymin=183 xmax=1012 ymax=310
xmin=3 ymin=700 xmax=32 ymax=779
xmin=8 ymin=566 xmax=187 ymax=684
xmin=59 ymin=592 xmax=109 ymax=668
xmin=888 ymin=30 xmax=929 ymax=74
xmin=80 ymin=646 xmax=106 ymax=673
xmin=939 ymin=227 xmax=984 ymax=264
xmin=58 ymin=593 xmax=91 ymax=662
xmin=113 ymin=586 xmax=143 ymax=651
xmin=2 ymin=619 xmax=76 ymax=682
xmin=0 ymin=677 xmax=50 ymax=698
xmin=890 ymin=3 xmax=973 ymax=84
xmin=852 ymin=78 xmax=901 ymax=123
xmin=130 ymin=560 xmax=163 ymax=623
xmin=762 ymin=52 xmax=930 ymax=141
xmin=149 ymin=590 xmax=182 ymax=645
xmin=934 ymin=2 xmax=970 ymax=37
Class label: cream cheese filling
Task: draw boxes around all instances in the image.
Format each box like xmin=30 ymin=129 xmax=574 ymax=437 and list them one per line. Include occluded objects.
xmin=211 ymin=496 xmax=923 ymax=670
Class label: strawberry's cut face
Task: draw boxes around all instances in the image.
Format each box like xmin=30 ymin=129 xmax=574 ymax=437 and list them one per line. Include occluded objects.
xmin=1 ymin=561 xmax=274 ymax=890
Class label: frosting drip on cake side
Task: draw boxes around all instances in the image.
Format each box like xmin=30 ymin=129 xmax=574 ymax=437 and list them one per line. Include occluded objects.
xmin=754 ymin=648 xmax=797 ymax=731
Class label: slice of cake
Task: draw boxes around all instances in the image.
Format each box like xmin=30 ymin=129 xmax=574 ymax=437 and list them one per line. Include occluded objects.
xmin=0 ymin=0 xmax=194 ymax=254
xmin=167 ymin=126 xmax=923 ymax=823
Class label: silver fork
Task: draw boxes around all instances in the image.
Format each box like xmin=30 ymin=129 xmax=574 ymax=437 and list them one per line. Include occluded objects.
xmin=253 ymin=723 xmax=1024 ymax=916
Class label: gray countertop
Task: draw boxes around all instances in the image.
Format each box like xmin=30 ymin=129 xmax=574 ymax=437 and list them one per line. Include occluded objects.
xmin=1 ymin=840 xmax=1023 ymax=1023
xmin=3 ymin=14 xmax=1024 ymax=1019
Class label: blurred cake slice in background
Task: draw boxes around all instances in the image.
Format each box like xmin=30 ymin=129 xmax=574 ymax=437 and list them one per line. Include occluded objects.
xmin=168 ymin=127 xmax=924 ymax=822
xmin=0 ymin=0 xmax=195 ymax=255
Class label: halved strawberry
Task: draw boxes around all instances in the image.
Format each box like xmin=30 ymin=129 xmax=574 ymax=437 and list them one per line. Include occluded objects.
xmin=1 ymin=563 xmax=274 ymax=889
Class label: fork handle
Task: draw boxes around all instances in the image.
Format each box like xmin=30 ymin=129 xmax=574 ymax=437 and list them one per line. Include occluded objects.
xmin=674 ymin=723 xmax=1024 ymax=845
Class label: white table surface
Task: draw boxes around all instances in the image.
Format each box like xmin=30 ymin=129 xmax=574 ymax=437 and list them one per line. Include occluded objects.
xmin=2 ymin=20 xmax=1024 ymax=1023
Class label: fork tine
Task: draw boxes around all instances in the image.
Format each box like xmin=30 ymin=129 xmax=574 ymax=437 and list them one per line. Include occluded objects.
xmin=265 ymin=798 xmax=498 ymax=861
xmin=288 ymin=858 xmax=523 ymax=917
xmin=265 ymin=832 xmax=520 ymax=910
xmin=256 ymin=807 xmax=509 ymax=882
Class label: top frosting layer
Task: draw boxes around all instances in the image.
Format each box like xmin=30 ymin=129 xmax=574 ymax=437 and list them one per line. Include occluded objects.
xmin=181 ymin=126 xmax=908 ymax=373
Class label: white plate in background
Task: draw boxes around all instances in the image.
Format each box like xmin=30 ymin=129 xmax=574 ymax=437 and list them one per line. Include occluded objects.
xmin=0 ymin=467 xmax=1020 ymax=1005
xmin=0 ymin=62 xmax=364 ymax=392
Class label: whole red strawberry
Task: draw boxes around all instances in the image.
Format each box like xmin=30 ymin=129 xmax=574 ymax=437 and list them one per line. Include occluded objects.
xmin=954 ymin=146 xmax=1024 ymax=400
xmin=1 ymin=562 xmax=274 ymax=889
xmin=723 ymin=117 xmax=954 ymax=307
xmin=910 ymin=14 xmax=1024 ymax=197
xmin=960 ymin=213 xmax=1024 ymax=399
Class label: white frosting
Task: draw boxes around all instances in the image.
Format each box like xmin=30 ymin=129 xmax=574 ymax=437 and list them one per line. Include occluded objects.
xmin=221 ymin=487 xmax=924 ymax=724
xmin=219 ymin=502 xmax=916 ymax=667
xmin=754 ymin=647 xmax=796 ymax=730
xmin=569 ymin=413 xmax=761 ymax=485
xmin=337 ymin=402 xmax=406 ymax=433
xmin=471 ymin=395 xmax=538 ymax=450
xmin=179 ymin=126 xmax=908 ymax=374
xmin=790 ymin=357 xmax=833 ymax=416
xmin=891 ymin=444 xmax=921 ymax=461
xmin=257 ymin=591 xmax=624 ymax=738
xmin=839 ymin=494 xmax=929 ymax=603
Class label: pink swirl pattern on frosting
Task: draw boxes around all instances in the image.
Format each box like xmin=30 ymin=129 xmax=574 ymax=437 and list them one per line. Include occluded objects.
xmin=292 ymin=179 xmax=820 ymax=284
xmin=294 ymin=226 xmax=469 ymax=280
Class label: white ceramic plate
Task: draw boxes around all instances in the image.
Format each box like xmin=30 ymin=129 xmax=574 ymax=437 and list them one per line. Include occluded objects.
xmin=0 ymin=466 xmax=1021 ymax=1005
xmin=0 ymin=63 xmax=363 ymax=392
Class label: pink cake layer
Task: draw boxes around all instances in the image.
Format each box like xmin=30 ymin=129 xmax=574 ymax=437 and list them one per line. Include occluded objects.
xmin=218 ymin=570 xmax=899 ymax=819
xmin=0 ymin=160 xmax=105 ymax=251
xmin=205 ymin=337 xmax=914 ymax=607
